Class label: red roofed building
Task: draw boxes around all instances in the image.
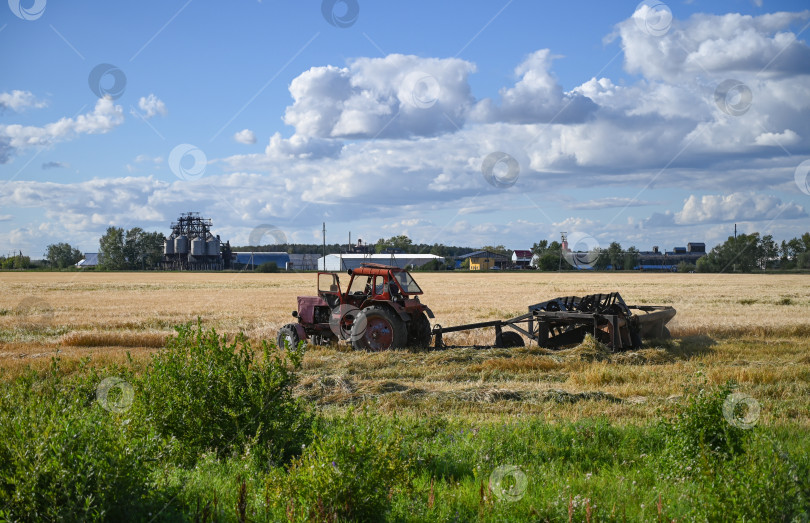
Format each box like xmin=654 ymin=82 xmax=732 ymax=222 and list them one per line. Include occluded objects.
xmin=512 ymin=250 xmax=533 ymax=267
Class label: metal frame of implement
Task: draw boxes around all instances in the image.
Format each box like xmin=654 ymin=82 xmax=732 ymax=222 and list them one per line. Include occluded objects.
xmin=431 ymin=292 xmax=676 ymax=351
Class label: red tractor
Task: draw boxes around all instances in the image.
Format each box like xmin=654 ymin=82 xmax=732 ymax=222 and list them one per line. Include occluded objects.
xmin=277 ymin=263 xmax=434 ymax=351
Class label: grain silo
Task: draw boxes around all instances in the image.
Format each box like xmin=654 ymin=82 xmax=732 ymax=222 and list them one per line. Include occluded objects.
xmin=162 ymin=212 xmax=226 ymax=270
xmin=206 ymin=236 xmax=220 ymax=256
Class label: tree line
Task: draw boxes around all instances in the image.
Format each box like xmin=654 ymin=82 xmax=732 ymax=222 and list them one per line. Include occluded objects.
xmin=234 ymin=234 xmax=478 ymax=258
xmin=0 ymin=252 xmax=31 ymax=269
xmin=16 ymin=229 xmax=810 ymax=272
xmin=697 ymin=232 xmax=810 ymax=272
xmin=528 ymin=240 xmax=642 ymax=271
xmin=96 ymin=227 xmax=165 ymax=270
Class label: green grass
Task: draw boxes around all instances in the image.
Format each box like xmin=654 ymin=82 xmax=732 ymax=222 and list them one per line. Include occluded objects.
xmin=147 ymin=410 xmax=810 ymax=521
xmin=1 ymin=326 xmax=809 ymax=521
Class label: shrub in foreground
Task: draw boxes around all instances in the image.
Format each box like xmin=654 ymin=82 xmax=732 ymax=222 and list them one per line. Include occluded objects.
xmin=661 ymin=381 xmax=751 ymax=463
xmin=0 ymin=361 xmax=161 ymax=521
xmin=269 ymin=410 xmax=411 ymax=521
xmin=136 ymin=321 xmax=312 ymax=466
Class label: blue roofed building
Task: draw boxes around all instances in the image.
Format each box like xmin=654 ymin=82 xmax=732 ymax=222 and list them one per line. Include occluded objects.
xmin=232 ymin=252 xmax=290 ymax=270
xmin=76 ymin=253 xmax=99 ymax=268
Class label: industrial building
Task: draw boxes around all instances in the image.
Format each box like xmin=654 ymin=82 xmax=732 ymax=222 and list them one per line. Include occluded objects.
xmin=637 ymin=243 xmax=706 ymax=271
xmin=317 ymin=253 xmax=444 ymax=271
xmin=287 ymin=253 xmax=320 ymax=271
xmin=231 ymin=252 xmax=290 ymax=270
xmin=162 ymin=212 xmax=229 ymax=270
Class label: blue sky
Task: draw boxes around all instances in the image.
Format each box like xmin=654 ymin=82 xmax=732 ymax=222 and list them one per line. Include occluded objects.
xmin=2 ymin=0 xmax=809 ymax=257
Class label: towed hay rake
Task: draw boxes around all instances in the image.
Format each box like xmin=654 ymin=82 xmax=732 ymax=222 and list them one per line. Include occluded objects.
xmin=432 ymin=291 xmax=676 ymax=351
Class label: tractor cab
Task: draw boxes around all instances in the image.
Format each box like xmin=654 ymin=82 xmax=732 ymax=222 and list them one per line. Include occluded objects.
xmin=343 ymin=263 xmax=424 ymax=308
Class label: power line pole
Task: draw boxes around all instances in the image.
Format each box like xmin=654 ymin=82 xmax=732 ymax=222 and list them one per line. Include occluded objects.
xmin=734 ymin=223 xmax=737 ymax=272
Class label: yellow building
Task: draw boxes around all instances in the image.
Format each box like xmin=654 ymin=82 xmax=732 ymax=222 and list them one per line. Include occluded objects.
xmin=458 ymin=250 xmax=511 ymax=271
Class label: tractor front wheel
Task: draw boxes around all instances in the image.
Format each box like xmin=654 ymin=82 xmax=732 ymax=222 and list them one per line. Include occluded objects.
xmin=351 ymin=306 xmax=406 ymax=351
xmin=277 ymin=323 xmax=304 ymax=350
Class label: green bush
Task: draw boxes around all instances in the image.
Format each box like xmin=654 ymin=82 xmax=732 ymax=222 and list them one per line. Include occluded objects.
xmin=135 ymin=321 xmax=312 ymax=466
xmin=677 ymin=261 xmax=696 ymax=273
xmin=257 ymin=261 xmax=278 ymax=272
xmin=0 ymin=360 xmax=162 ymax=521
xmin=272 ymin=410 xmax=411 ymax=521
xmin=661 ymin=382 xmax=752 ymax=468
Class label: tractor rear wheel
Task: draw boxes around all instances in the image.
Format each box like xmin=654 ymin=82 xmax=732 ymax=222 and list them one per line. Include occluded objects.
xmin=498 ymin=331 xmax=525 ymax=348
xmin=277 ymin=323 xmax=304 ymax=350
xmin=407 ymin=312 xmax=432 ymax=348
xmin=351 ymin=306 xmax=406 ymax=351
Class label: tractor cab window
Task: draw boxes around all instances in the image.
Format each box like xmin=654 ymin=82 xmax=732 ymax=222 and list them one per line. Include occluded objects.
xmin=348 ymin=275 xmax=372 ymax=296
xmin=393 ymin=271 xmax=422 ymax=294
xmin=374 ymin=276 xmax=386 ymax=295
xmin=318 ymin=273 xmax=340 ymax=294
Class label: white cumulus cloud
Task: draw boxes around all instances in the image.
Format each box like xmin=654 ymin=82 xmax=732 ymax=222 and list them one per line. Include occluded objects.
xmin=136 ymin=94 xmax=167 ymax=119
xmin=0 ymin=90 xmax=47 ymax=112
xmin=234 ymin=129 xmax=257 ymax=144
xmin=615 ymin=9 xmax=810 ymax=81
xmin=0 ymin=97 xmax=124 ymax=162
xmin=675 ymin=193 xmax=807 ymax=224
xmin=283 ymin=54 xmax=476 ymax=141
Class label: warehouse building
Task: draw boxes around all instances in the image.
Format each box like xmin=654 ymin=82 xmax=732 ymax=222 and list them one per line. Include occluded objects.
xmin=231 ymin=252 xmax=290 ymax=270
xmin=637 ymin=243 xmax=706 ymax=271
xmin=75 ymin=253 xmax=99 ymax=268
xmin=317 ymin=253 xmax=444 ymax=271
xmin=287 ymin=253 xmax=320 ymax=271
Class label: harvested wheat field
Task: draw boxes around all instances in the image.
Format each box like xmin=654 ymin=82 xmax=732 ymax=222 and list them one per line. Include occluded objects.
xmin=1 ymin=271 xmax=809 ymax=425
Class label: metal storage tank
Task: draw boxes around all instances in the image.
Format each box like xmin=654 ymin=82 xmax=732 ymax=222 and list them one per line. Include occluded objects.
xmin=191 ymin=237 xmax=205 ymax=256
xmin=164 ymin=238 xmax=175 ymax=255
xmin=174 ymin=235 xmax=189 ymax=254
xmin=206 ymin=237 xmax=220 ymax=256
